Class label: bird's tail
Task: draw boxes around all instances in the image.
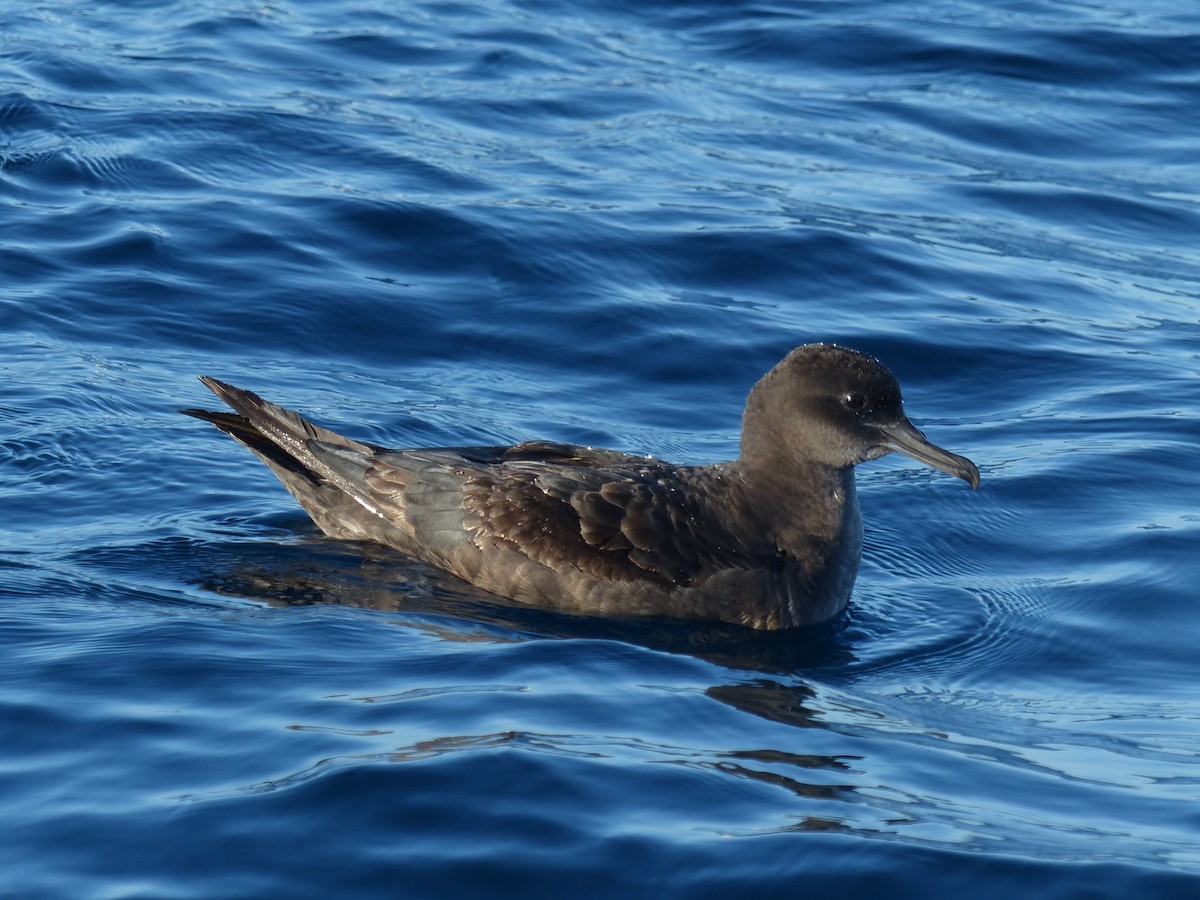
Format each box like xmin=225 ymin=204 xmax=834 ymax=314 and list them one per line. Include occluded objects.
xmin=181 ymin=377 xmax=384 ymax=524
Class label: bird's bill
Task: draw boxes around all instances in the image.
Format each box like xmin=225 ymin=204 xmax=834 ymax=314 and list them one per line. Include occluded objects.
xmin=876 ymin=418 xmax=980 ymax=489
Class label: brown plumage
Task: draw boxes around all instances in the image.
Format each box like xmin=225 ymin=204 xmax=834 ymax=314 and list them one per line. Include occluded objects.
xmin=182 ymin=344 xmax=979 ymax=630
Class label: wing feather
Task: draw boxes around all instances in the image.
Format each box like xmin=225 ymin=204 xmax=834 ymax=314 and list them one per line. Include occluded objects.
xmin=452 ymin=447 xmax=767 ymax=588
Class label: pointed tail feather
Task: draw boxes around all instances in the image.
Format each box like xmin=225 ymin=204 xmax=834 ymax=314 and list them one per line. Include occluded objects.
xmin=182 ymin=377 xmax=386 ymax=519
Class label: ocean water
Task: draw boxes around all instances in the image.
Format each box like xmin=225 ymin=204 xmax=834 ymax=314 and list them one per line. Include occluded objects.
xmin=3 ymin=0 xmax=1199 ymax=896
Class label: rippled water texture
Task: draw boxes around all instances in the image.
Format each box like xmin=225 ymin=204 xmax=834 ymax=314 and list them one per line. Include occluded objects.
xmin=3 ymin=1 xmax=1199 ymax=897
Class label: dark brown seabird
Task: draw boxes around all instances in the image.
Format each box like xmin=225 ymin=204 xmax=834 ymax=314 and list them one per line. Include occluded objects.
xmin=183 ymin=344 xmax=978 ymax=630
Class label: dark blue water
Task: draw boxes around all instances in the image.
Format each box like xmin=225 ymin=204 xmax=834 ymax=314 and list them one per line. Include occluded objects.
xmin=3 ymin=1 xmax=1199 ymax=896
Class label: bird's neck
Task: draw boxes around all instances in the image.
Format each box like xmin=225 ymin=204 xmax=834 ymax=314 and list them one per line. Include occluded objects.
xmin=727 ymin=457 xmax=860 ymax=556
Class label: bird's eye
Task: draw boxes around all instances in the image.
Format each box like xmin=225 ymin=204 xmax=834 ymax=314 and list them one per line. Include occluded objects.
xmin=842 ymin=392 xmax=867 ymax=411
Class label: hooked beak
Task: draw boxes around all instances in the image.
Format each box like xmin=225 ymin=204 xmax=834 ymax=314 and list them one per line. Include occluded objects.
xmin=876 ymin=417 xmax=980 ymax=489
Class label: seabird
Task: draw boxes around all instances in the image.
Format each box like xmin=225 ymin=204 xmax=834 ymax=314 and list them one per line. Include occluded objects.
xmin=183 ymin=343 xmax=978 ymax=630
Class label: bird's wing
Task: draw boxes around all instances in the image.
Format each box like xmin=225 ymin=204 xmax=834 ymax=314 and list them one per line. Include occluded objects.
xmin=356 ymin=441 xmax=763 ymax=587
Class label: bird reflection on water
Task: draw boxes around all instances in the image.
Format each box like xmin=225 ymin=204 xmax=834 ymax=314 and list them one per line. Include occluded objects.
xmin=191 ymin=529 xmax=874 ymax=834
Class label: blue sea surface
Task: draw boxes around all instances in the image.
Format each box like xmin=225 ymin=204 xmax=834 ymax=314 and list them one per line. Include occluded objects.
xmin=3 ymin=0 xmax=1200 ymax=896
